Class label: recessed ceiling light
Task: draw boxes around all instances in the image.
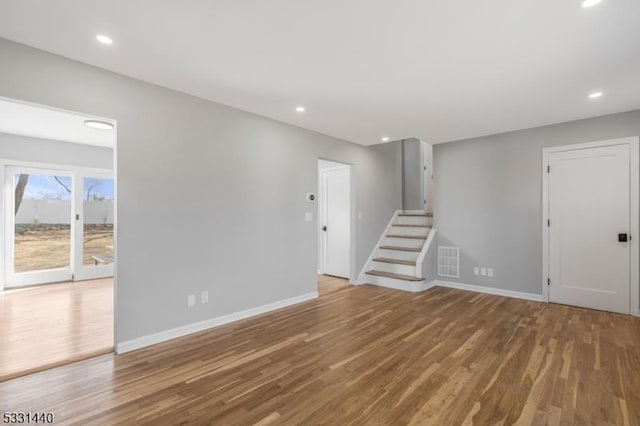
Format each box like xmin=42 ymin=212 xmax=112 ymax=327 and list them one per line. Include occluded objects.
xmin=582 ymin=0 xmax=602 ymax=7
xmin=588 ymin=91 xmax=603 ymax=99
xmin=295 ymin=106 xmax=305 ymax=113
xmin=84 ymin=120 xmax=114 ymax=130
xmin=381 ymin=137 xmax=390 ymax=142
xmin=96 ymin=34 xmax=113 ymax=45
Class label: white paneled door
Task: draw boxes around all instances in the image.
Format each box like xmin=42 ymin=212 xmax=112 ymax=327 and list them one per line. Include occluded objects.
xmin=548 ymin=143 xmax=631 ymax=314
xmin=320 ymin=167 xmax=350 ymax=278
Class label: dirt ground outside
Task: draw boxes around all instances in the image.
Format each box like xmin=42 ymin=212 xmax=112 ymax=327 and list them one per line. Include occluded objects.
xmin=14 ymin=224 xmax=114 ymax=272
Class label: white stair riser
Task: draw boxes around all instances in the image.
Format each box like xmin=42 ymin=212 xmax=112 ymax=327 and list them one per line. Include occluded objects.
xmin=390 ymin=225 xmax=430 ymax=236
xmin=383 ymin=236 xmax=424 ymax=248
xmin=364 ymin=275 xmax=429 ymax=292
xmin=371 ymin=261 xmax=416 ymax=276
xmin=377 ymin=248 xmax=420 ymax=261
xmin=396 ymin=216 xmax=432 ymax=226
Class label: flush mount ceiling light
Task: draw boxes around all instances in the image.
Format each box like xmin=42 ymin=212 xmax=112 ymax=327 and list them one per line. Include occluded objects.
xmin=84 ymin=120 xmax=114 ymax=130
xmin=96 ymin=34 xmax=113 ymax=45
xmin=295 ymin=106 xmax=305 ymax=113
xmin=582 ymin=0 xmax=602 ymax=7
xmin=588 ymin=91 xmax=603 ymax=99
xmin=381 ymin=137 xmax=390 ymax=142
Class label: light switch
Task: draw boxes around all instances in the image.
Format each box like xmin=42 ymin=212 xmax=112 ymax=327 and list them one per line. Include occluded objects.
xmin=474 ymin=267 xmax=480 ymax=275
xmin=480 ymin=267 xmax=487 ymax=276
xmin=305 ymin=212 xmax=313 ymax=222
xmin=487 ymin=268 xmax=494 ymax=277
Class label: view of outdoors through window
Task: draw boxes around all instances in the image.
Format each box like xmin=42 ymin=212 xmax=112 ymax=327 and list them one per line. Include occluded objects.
xmin=13 ymin=173 xmax=114 ymax=273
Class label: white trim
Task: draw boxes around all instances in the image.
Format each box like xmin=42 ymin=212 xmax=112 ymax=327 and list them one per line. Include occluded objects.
xmin=542 ymin=137 xmax=640 ymax=316
xmin=415 ymin=228 xmax=436 ymax=277
xmin=433 ymin=280 xmax=543 ymax=302
xmin=357 ymin=210 xmax=400 ymax=283
xmin=116 ymin=291 xmax=319 ymax=354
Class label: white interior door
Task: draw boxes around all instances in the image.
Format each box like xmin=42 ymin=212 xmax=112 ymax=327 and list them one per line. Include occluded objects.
xmin=321 ymin=167 xmax=350 ymax=278
xmin=548 ymin=143 xmax=631 ymax=314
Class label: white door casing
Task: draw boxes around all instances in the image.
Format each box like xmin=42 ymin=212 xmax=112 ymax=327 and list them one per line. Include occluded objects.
xmin=543 ymin=138 xmax=640 ymax=315
xmin=320 ymin=166 xmax=350 ymax=278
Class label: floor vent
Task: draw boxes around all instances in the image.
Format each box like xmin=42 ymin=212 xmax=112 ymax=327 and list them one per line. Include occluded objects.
xmin=438 ymin=246 xmax=460 ymax=278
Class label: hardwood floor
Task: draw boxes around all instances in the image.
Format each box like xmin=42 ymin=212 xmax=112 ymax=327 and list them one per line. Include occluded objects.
xmin=1 ymin=285 xmax=639 ymax=425
xmin=0 ymin=278 xmax=113 ymax=382
xmin=317 ymin=274 xmax=350 ymax=295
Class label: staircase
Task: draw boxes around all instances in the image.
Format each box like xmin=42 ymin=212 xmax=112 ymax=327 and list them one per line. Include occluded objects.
xmin=359 ymin=211 xmax=435 ymax=292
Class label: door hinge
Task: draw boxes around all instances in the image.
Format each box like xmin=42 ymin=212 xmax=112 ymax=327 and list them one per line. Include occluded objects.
xmin=547 ymin=219 xmax=550 ymax=227
xmin=547 ymin=278 xmax=551 ymax=286
xmin=547 ymin=165 xmax=550 ymax=173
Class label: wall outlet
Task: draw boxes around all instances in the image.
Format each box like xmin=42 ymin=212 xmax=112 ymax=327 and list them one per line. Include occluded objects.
xmin=474 ymin=266 xmax=480 ymax=275
xmin=480 ymin=267 xmax=487 ymax=276
xmin=187 ymin=294 xmax=196 ymax=307
xmin=487 ymin=268 xmax=494 ymax=277
xmin=201 ymin=290 xmax=209 ymax=304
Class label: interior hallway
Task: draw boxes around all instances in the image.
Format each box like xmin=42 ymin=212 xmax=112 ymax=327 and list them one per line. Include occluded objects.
xmin=0 ymin=278 xmax=113 ymax=381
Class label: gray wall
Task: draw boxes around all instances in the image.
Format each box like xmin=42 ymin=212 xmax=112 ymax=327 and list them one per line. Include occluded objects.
xmin=0 ymin=38 xmax=402 ymax=343
xmin=402 ymin=138 xmax=423 ymax=210
xmin=433 ymin=109 xmax=640 ymax=295
xmin=0 ymin=132 xmax=113 ymax=169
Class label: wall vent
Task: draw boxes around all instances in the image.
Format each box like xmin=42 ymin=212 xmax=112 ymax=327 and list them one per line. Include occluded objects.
xmin=437 ymin=246 xmax=460 ymax=278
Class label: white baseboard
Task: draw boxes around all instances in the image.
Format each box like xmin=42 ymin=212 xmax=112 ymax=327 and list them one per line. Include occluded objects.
xmin=116 ymin=291 xmax=319 ymax=354
xmin=432 ymin=280 xmax=543 ymax=302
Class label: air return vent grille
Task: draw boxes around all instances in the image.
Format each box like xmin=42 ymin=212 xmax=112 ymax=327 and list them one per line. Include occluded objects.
xmin=438 ymin=246 xmax=460 ymax=278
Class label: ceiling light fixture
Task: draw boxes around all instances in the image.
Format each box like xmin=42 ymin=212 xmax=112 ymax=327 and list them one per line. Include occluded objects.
xmin=96 ymin=34 xmax=113 ymax=45
xmin=381 ymin=137 xmax=390 ymax=142
xmin=295 ymin=106 xmax=305 ymax=113
xmin=581 ymin=0 xmax=602 ymax=7
xmin=84 ymin=120 xmax=114 ymax=130
xmin=588 ymin=91 xmax=603 ymax=99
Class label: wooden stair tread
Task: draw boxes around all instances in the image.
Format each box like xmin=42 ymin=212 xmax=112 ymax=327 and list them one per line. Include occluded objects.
xmin=373 ymin=257 xmax=416 ymax=266
xmin=365 ymin=270 xmax=424 ymax=281
xmin=379 ymin=246 xmax=421 ymax=252
xmin=398 ymin=213 xmax=433 ymax=217
xmin=386 ymin=234 xmax=427 ymax=240
xmin=393 ymin=224 xmax=431 ymax=228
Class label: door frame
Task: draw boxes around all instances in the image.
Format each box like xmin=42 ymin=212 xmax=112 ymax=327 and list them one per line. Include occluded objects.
xmin=542 ymin=137 xmax=640 ymax=316
xmin=4 ymin=165 xmax=76 ymax=287
xmin=317 ymin=158 xmax=355 ymax=282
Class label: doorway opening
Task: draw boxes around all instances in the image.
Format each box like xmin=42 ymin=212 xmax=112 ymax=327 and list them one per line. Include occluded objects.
xmin=0 ymin=97 xmax=116 ymax=381
xmin=317 ymin=159 xmax=352 ymax=296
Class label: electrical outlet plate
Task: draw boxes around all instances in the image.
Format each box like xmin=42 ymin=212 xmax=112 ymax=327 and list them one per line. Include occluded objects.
xmin=480 ymin=267 xmax=487 ymax=276
xmin=201 ymin=291 xmax=209 ymax=304
xmin=487 ymin=268 xmax=494 ymax=277
xmin=188 ymin=294 xmax=196 ymax=307
xmin=474 ymin=266 xmax=480 ymax=275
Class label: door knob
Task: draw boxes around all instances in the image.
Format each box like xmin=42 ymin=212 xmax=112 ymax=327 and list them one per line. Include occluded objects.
xmin=322 ymin=226 xmax=327 ymax=232
xmin=619 ymin=233 xmax=628 ymax=242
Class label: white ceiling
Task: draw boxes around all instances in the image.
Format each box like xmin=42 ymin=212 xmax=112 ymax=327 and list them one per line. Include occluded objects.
xmin=0 ymin=0 xmax=638 ymax=145
xmin=0 ymin=98 xmax=115 ymax=147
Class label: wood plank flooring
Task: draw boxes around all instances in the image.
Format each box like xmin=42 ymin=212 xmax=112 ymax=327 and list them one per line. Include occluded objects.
xmin=0 ymin=278 xmax=113 ymax=381
xmin=317 ymin=274 xmax=350 ymax=295
xmin=1 ymin=285 xmax=639 ymax=425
